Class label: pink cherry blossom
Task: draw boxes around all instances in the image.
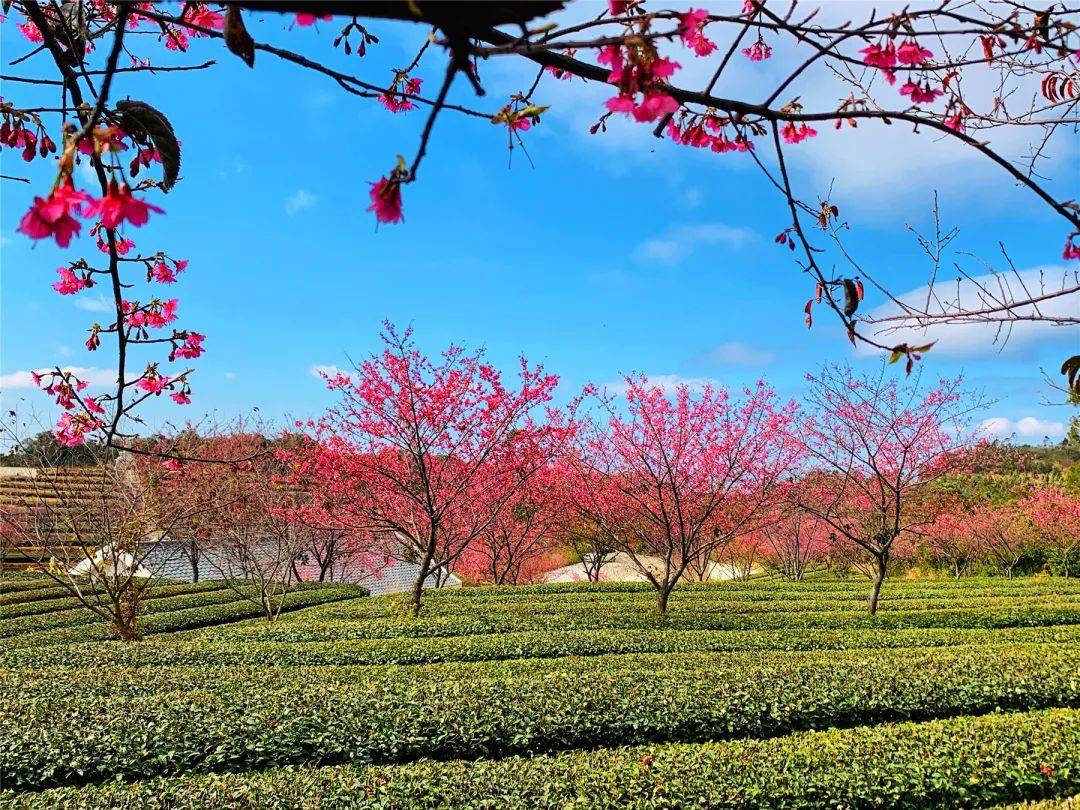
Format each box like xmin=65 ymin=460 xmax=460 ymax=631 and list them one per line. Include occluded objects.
xmin=18 ymin=21 xmax=43 ymax=43
xmin=1064 ymin=232 xmax=1080 ymax=260
xmin=170 ymin=391 xmax=191 ymax=405
xmin=943 ymin=113 xmax=965 ymax=131
xmin=781 ymin=122 xmax=818 ymax=144
xmin=860 ymin=41 xmax=897 ymax=69
xmin=53 ymin=412 xmax=103 ymax=447
xmin=51 ymin=267 xmax=90 ymax=295
xmin=742 ymin=41 xmax=772 ymax=61
xmin=83 ymin=181 xmax=164 ymax=229
xmin=899 ymin=80 xmax=943 ymax=104
xmin=896 ymin=40 xmax=933 ymax=65
xmin=367 ymin=177 xmax=404 ymax=224
xmin=679 ymin=9 xmax=717 ymax=57
xmin=296 ymin=12 xmax=332 ymax=26
xmin=17 ymin=179 xmax=93 ymax=248
xmin=172 ymin=332 xmax=205 ymax=360
xmin=96 ymin=231 xmax=135 ymax=255
xmin=137 ymin=372 xmax=171 ymax=395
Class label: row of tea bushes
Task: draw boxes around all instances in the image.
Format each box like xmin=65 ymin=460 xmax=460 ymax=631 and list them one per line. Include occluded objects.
xmin=199 ymin=601 xmax=1080 ymax=645
xmin=2 ymin=643 xmax=1075 ymax=789
xmin=0 ymin=580 xmax=232 ymax=617
xmin=4 ymin=709 xmax=1074 ymax=808
xmin=0 ymin=583 xmax=369 ymax=650
xmin=7 ymin=623 xmax=1076 ymax=670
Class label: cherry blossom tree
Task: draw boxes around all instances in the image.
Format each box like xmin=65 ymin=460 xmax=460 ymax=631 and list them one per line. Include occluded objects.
xmin=457 ymin=464 xmax=569 ymax=585
xmin=5 ymin=1 xmax=1079 ymax=457
xmin=561 ymin=507 xmax=620 ymax=582
xmin=758 ymin=485 xmax=831 ymax=580
xmin=570 ymin=375 xmax=799 ymax=613
xmin=0 ymin=433 xmax=212 ymax=640
xmin=923 ymin=503 xmax=984 ymax=578
xmin=290 ymin=324 xmax=574 ymax=615
xmin=968 ymin=501 xmax=1040 ymax=577
xmin=797 ymin=365 xmax=984 ymax=613
xmin=1022 ymin=487 xmax=1080 ymax=577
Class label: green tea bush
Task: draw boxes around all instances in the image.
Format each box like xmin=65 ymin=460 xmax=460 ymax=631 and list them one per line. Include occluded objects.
xmin=3 ymin=709 xmax=1074 ymax=809
xmin=1 ymin=643 xmax=1075 ymax=789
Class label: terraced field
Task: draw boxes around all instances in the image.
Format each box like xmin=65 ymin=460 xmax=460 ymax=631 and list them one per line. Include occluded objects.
xmin=0 ymin=576 xmax=1077 ymax=808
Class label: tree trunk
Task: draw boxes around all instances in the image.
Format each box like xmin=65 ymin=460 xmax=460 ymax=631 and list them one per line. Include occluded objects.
xmin=189 ymin=540 xmax=200 ymax=583
xmin=656 ymin=583 xmax=673 ymax=615
xmin=411 ymin=546 xmax=435 ymax=617
xmin=114 ymin=587 xmax=140 ymax=641
xmin=868 ymin=554 xmax=888 ymax=616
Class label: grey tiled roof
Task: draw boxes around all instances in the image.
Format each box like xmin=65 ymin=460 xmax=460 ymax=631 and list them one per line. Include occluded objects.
xmin=141 ymin=540 xmax=459 ymax=596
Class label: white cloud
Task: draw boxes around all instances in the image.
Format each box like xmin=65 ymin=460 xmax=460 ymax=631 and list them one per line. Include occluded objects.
xmin=635 ymin=223 xmax=756 ymax=265
xmin=704 ymin=341 xmax=775 ymax=367
xmin=498 ymin=2 xmax=1074 ymax=213
xmin=56 ymin=346 xmax=71 ymax=358
xmin=74 ymin=295 xmax=113 ymax=313
xmin=310 ymin=364 xmax=342 ymax=380
xmin=0 ymin=366 xmax=116 ymax=390
xmin=284 ymin=189 xmax=317 ymax=216
xmin=859 ymin=266 xmax=1079 ymax=358
xmin=978 ymin=416 xmax=1066 ymax=441
xmin=604 ymin=374 xmax=720 ymax=396
xmin=223 ymin=371 xmax=236 ymax=380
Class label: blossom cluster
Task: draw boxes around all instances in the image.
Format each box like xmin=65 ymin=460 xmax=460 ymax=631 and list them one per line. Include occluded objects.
xmin=600 ymin=41 xmax=680 ymax=122
xmin=666 ymin=116 xmax=753 ymax=153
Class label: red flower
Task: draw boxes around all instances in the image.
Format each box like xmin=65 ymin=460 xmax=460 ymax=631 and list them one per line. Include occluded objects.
xmin=170 ymin=391 xmax=191 ymax=405
xmin=896 ymin=40 xmax=933 ymax=65
xmin=17 ymin=179 xmax=93 ymax=248
xmin=137 ymin=371 xmax=170 ymax=395
xmin=367 ymin=177 xmax=404 ymax=224
xmin=296 ymin=12 xmax=332 ymax=26
xmin=679 ymin=9 xmax=716 ymax=57
xmin=52 ymin=267 xmax=90 ymax=295
xmin=54 ymin=412 xmax=103 ymax=447
xmin=84 ymin=181 xmax=164 ymax=229
xmin=860 ymin=41 xmax=897 ymax=69
xmin=1063 ymin=232 xmax=1080 ymax=261
xmin=742 ymin=41 xmax=772 ymax=62
xmin=943 ymin=113 xmax=965 ymax=131
xmin=781 ymin=122 xmax=818 ymax=144
xmin=172 ymin=332 xmax=205 ymax=360
xmin=900 ymin=80 xmax=943 ymax=105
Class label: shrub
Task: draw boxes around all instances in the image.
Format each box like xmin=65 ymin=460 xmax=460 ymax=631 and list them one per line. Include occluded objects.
xmin=3 ymin=709 xmax=1075 ymax=808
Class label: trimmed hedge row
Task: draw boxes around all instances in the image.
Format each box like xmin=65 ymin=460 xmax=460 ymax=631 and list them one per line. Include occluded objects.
xmin=5 ymin=624 xmax=1076 ymax=670
xmin=436 ymin=578 xmax=1080 ymax=604
xmin=3 ymin=709 xmax=1075 ymax=808
xmin=1 ymin=643 xmax=1075 ymax=789
xmin=0 ymin=580 xmax=231 ymax=619
xmin=203 ymin=602 xmax=1080 ymax=645
xmin=1 ymin=583 xmax=369 ymax=649
xmin=0 ymin=587 xmax=250 ymax=637
xmin=366 ymin=592 xmax=1080 ymax=620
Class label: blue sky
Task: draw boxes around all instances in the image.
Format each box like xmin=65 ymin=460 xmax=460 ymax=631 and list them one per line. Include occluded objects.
xmin=2 ymin=3 xmax=1078 ymax=442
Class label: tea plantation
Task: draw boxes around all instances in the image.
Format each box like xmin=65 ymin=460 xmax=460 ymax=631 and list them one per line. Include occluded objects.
xmin=1 ymin=575 xmax=1078 ymax=808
